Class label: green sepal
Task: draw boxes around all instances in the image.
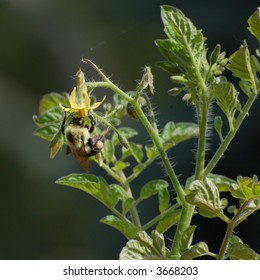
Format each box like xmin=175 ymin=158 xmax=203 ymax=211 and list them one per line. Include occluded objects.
xmin=138 ymin=66 xmax=154 ymax=94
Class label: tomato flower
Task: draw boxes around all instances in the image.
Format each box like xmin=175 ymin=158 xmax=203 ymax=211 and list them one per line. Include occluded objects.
xmin=59 ymin=69 xmax=106 ymax=118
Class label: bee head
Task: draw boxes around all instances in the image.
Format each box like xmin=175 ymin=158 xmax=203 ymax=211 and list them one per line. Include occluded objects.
xmin=70 ymin=117 xmax=84 ymax=127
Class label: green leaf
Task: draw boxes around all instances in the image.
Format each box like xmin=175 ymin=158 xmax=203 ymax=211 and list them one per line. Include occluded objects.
xmin=186 ymin=178 xmax=228 ymax=220
xmin=56 ymin=174 xmax=120 ymax=209
xmin=132 ymin=163 xmax=145 ymax=175
xmin=49 ymin=129 xmax=64 ymax=158
xmin=33 ymin=124 xmax=60 ymax=141
xmin=100 ymin=215 xmax=138 ymax=240
xmin=210 ymin=44 xmax=221 ymax=66
xmin=227 ymin=45 xmax=257 ymax=94
xmin=213 ymin=81 xmax=240 ymax=130
xmin=145 ymin=143 xmax=158 ymax=160
xmin=122 ymin=197 xmax=135 ymax=216
xmin=179 ymin=225 xmax=196 ymax=254
xmin=181 ymin=242 xmax=209 ymax=260
xmin=112 ymin=161 xmax=130 ymax=172
xmin=207 ymin=174 xmax=237 ymax=192
xmin=160 ymin=6 xmax=207 ymax=65
xmin=109 ymin=184 xmax=134 ymax=215
xmin=161 ymin=122 xmax=199 ymax=147
xmin=156 ymin=39 xmax=191 ymax=71
xmin=128 ymin=143 xmax=143 ymax=163
xmin=239 ymin=80 xmax=253 ymax=96
xmin=156 ymin=208 xmax=181 ymax=233
xmin=230 ymin=176 xmax=260 ymax=200
xmin=112 ymin=127 xmax=138 ymax=146
xmin=39 ymin=92 xmax=70 ymax=114
xmin=248 ymin=8 xmax=260 ymax=42
xmin=122 ymin=143 xmax=143 ymax=163
xmin=119 ymin=230 xmax=170 ymax=260
xmin=227 ymin=242 xmax=260 ymax=260
xmin=33 ymin=106 xmax=64 ymax=143
xmin=104 ymin=139 xmax=114 ymax=163
xmin=140 ymin=180 xmax=170 ymax=212
xmin=156 ymin=5 xmax=208 ymax=95
xmin=214 ymin=116 xmax=223 ymax=142
xmin=33 ymin=107 xmax=64 ymax=127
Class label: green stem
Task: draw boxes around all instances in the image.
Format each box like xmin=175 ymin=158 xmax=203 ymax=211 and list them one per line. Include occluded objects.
xmin=142 ymin=203 xmax=180 ymax=231
xmin=195 ymin=100 xmax=208 ymax=180
xmin=204 ymin=93 xmax=257 ymax=177
xmin=118 ymin=170 xmax=142 ymax=228
xmin=97 ymin=161 xmax=122 ymax=182
xmin=142 ymin=93 xmax=158 ymax=132
xmin=89 ymin=81 xmax=186 ymax=203
xmin=130 ymin=99 xmax=185 ymax=203
xmin=217 ymin=200 xmax=251 ymax=260
xmin=87 ymin=81 xmax=133 ymax=103
xmin=170 ymin=203 xmax=195 ymax=257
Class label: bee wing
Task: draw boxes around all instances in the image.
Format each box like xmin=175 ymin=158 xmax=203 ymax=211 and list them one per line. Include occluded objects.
xmin=69 ymin=147 xmax=91 ymax=172
xmin=75 ymin=153 xmax=90 ymax=172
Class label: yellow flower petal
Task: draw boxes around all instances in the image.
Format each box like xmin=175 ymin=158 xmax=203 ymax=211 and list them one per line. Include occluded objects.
xmin=69 ymin=87 xmax=85 ymax=109
xmin=89 ymin=95 xmax=106 ymax=110
xmin=59 ymin=102 xmax=71 ymax=112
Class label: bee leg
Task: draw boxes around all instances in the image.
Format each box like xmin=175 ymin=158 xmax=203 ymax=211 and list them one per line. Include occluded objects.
xmin=86 ymin=136 xmax=104 ymax=157
xmin=88 ymin=115 xmax=96 ymax=134
xmin=66 ymin=146 xmax=71 ymax=155
xmin=61 ymin=112 xmax=67 ymax=135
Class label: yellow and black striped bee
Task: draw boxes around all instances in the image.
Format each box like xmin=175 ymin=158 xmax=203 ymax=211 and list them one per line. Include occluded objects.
xmin=61 ymin=115 xmax=104 ymax=171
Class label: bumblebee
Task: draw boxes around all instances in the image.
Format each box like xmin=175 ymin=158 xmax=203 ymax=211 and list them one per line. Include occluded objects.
xmin=61 ymin=114 xmax=104 ymax=172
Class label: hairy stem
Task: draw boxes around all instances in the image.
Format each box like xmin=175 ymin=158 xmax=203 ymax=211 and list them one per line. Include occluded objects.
xmin=204 ymin=93 xmax=257 ymax=177
xmin=118 ymin=170 xmax=142 ymax=228
xmin=170 ymin=203 xmax=195 ymax=257
xmin=170 ymin=38 xmax=208 ymax=256
xmin=195 ymin=100 xmax=208 ymax=180
xmin=130 ymin=99 xmax=185 ymax=203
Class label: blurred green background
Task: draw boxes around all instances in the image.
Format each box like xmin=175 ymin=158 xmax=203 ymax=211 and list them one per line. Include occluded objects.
xmin=0 ymin=0 xmax=259 ymax=259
